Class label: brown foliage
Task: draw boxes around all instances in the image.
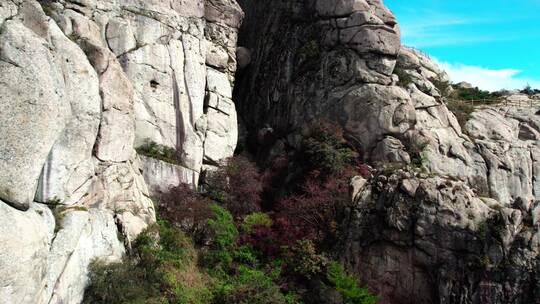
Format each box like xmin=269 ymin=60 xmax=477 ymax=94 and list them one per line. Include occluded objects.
xmin=276 ymin=167 xmax=355 ymax=246
xmin=205 ymin=156 xmax=263 ymax=216
xmin=158 ymin=184 xmax=214 ymax=244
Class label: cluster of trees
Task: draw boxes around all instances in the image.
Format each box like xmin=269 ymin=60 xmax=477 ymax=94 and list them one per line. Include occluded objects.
xmin=521 ymin=84 xmax=540 ymax=95
xmin=83 ymin=121 xmax=377 ymax=304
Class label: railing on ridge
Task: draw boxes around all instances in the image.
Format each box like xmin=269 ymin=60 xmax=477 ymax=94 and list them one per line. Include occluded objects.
xmin=445 ymin=97 xmax=540 ymax=107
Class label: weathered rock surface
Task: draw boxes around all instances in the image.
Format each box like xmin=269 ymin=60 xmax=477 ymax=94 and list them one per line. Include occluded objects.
xmin=236 ymin=0 xmax=404 ymax=159
xmin=0 ymin=7 xmax=71 ymax=210
xmin=344 ymin=172 xmax=540 ymax=304
xmin=235 ymin=0 xmax=540 ymax=303
xmin=0 ymin=201 xmax=54 ymax=303
xmin=140 ymin=155 xmax=199 ymax=194
xmin=2 ymin=0 xmax=540 ymax=303
xmin=0 ymin=0 xmax=243 ymax=303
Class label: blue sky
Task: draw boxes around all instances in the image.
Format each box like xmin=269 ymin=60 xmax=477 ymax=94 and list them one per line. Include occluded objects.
xmin=385 ymin=0 xmax=540 ymax=91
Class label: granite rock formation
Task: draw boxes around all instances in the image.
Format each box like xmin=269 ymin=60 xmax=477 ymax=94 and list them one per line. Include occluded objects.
xmin=1 ymin=0 xmax=540 ymax=303
xmin=0 ymin=0 xmax=242 ymax=303
xmin=235 ymin=0 xmax=540 ymax=303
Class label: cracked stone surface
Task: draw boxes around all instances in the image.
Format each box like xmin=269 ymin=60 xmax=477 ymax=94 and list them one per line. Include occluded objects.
xmin=0 ymin=0 xmax=243 ymax=303
xmin=2 ymin=0 xmax=540 ymax=303
xmin=235 ymin=0 xmax=540 ymax=302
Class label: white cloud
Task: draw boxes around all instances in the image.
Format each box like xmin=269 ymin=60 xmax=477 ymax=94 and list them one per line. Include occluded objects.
xmin=433 ymin=59 xmax=540 ymax=92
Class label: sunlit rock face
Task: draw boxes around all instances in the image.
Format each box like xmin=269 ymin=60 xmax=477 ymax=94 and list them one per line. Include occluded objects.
xmin=0 ymin=0 xmax=243 ymax=303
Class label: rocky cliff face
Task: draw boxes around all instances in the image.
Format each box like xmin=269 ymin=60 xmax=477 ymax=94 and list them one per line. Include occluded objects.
xmin=0 ymin=0 xmax=241 ymax=303
xmin=235 ymin=0 xmax=540 ymax=303
xmin=2 ymin=0 xmax=540 ymax=303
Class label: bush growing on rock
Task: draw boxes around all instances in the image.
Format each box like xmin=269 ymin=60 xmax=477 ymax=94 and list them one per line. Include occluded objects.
xmin=446 ymin=100 xmax=475 ymax=129
xmin=84 ymin=222 xmax=211 ymax=304
xmin=394 ymin=67 xmax=413 ymax=88
xmin=201 ymin=204 xmax=239 ymax=272
xmin=451 ymin=86 xmax=494 ymax=101
xmin=136 ymin=140 xmax=180 ymax=165
xmin=301 ymin=120 xmax=358 ymax=176
xmin=200 ymin=205 xmax=297 ymax=304
xmin=277 ymin=170 xmax=353 ymax=247
xmin=241 ymin=212 xmax=273 ymax=233
xmin=327 ymin=262 xmax=378 ymax=304
xmin=213 ymin=265 xmax=292 ymax=304
xmin=84 ymin=259 xmax=161 ymax=304
xmin=520 ymin=84 xmax=540 ymax=95
xmin=85 ymin=120 xmax=377 ymax=303
xmin=158 ymin=183 xmax=214 ymax=244
xmin=205 ymin=156 xmax=263 ymax=216
xmin=285 ymin=240 xmax=329 ymax=279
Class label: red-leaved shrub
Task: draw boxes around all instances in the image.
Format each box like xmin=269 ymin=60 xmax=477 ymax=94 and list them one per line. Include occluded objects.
xmin=238 ymin=215 xmax=308 ymax=259
xmin=205 ymin=156 xmax=263 ymax=216
xmin=158 ymin=183 xmax=214 ymax=244
xmin=276 ymin=168 xmax=354 ymax=247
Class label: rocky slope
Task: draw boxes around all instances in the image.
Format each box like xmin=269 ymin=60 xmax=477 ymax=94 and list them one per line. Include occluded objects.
xmin=235 ymin=0 xmax=540 ymax=303
xmin=1 ymin=0 xmax=540 ymax=303
xmin=0 ymin=0 xmax=241 ymax=303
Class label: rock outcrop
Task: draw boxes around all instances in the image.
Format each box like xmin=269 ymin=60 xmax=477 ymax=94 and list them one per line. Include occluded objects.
xmin=2 ymin=0 xmax=540 ymax=303
xmin=343 ymin=172 xmax=540 ymax=304
xmin=236 ymin=0 xmax=405 ymax=160
xmin=234 ymin=0 xmax=540 ymax=303
xmin=0 ymin=0 xmax=242 ymax=303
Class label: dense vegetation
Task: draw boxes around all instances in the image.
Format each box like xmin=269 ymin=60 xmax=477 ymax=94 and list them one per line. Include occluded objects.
xmin=450 ymin=85 xmax=503 ymax=101
xmin=84 ymin=121 xmax=377 ymax=304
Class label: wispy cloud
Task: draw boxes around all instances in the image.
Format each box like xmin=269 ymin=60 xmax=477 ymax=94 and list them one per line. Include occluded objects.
xmin=397 ymin=9 xmax=540 ymax=47
xmin=433 ymin=59 xmax=540 ymax=91
xmin=398 ymin=13 xmax=508 ymax=47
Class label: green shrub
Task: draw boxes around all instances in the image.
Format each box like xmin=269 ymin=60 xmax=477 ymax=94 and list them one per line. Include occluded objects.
xmin=432 ymin=79 xmax=451 ymax=96
xmin=84 ymin=222 xmax=213 ymax=304
xmin=136 ymin=140 xmax=180 ymax=165
xmin=214 ymin=265 xmax=290 ymax=304
xmin=83 ymin=260 xmax=162 ymax=304
xmin=286 ymin=240 xmax=328 ymax=279
xmin=297 ymin=40 xmax=320 ymax=62
xmin=394 ymin=67 xmax=413 ymax=88
xmin=408 ymin=141 xmax=428 ymax=168
xmin=296 ymin=39 xmax=321 ymax=74
xmin=45 ymin=198 xmax=66 ymax=233
xmin=450 ymin=86 xmax=499 ymax=101
xmin=446 ymin=86 xmax=503 ymax=131
xmin=241 ymin=212 xmax=273 ymax=233
xmin=201 ymin=204 xmax=238 ymax=274
xmin=39 ymin=0 xmax=56 ymax=17
xmin=208 ymin=204 xmax=238 ymax=250
xmin=302 ymin=120 xmax=358 ymax=176
xmin=327 ymin=262 xmax=377 ymax=304
xmin=520 ymin=84 xmax=540 ymax=95
xmin=232 ymin=245 xmax=259 ymax=266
